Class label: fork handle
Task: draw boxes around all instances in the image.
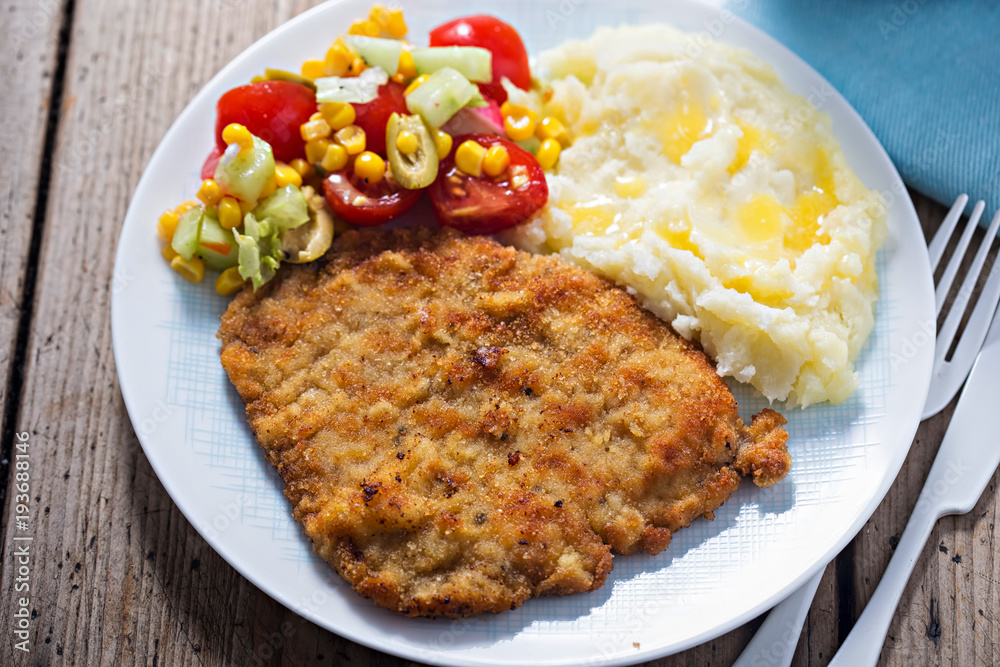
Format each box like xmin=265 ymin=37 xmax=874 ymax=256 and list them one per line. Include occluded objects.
xmin=827 ymin=494 xmax=939 ymax=666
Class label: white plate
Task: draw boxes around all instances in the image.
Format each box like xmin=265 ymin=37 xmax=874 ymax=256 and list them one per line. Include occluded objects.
xmin=111 ymin=1 xmax=934 ymax=665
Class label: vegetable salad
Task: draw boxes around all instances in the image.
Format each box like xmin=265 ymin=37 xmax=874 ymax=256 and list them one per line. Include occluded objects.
xmin=156 ymin=6 xmax=569 ymax=294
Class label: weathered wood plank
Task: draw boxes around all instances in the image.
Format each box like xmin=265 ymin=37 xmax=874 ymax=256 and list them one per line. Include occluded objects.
xmin=0 ymin=1 xmax=332 ymax=665
xmin=798 ymin=563 xmax=841 ymax=665
xmin=0 ymin=0 xmax=67 ymax=488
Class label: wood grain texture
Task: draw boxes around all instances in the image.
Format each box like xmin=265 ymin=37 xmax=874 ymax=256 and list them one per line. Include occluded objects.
xmin=0 ymin=1 xmax=997 ymax=666
xmin=796 ymin=563 xmax=841 ymax=665
xmin=0 ymin=0 xmax=67 ymax=460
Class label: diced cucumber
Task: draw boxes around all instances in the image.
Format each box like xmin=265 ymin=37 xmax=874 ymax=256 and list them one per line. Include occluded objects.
xmin=405 ymin=68 xmax=483 ymax=128
xmin=411 ymin=46 xmax=492 ymax=83
xmin=171 ymin=206 xmax=203 ymax=261
xmin=214 ymin=136 xmax=275 ymax=203
xmin=196 ymin=209 xmax=239 ymax=270
xmin=344 ymin=35 xmax=402 ymax=76
xmin=253 ymin=185 xmax=309 ymax=231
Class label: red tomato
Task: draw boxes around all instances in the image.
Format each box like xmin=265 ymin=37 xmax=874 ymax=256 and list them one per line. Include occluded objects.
xmin=430 ymin=15 xmax=531 ymax=104
xmin=428 ymin=134 xmax=547 ymax=234
xmin=322 ymin=169 xmax=422 ymax=226
xmin=352 ymin=81 xmax=407 ymax=156
xmin=215 ymin=81 xmax=316 ymax=163
xmin=201 ymin=146 xmax=223 ymax=180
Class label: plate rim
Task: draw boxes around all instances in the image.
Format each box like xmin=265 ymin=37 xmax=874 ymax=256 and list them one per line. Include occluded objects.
xmin=110 ymin=1 xmax=935 ymax=664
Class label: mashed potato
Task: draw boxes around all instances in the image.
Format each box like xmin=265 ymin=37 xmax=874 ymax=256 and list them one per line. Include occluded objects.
xmin=505 ymin=25 xmax=887 ymax=407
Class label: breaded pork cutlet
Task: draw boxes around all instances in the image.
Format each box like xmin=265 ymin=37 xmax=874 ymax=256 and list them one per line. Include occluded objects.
xmin=218 ymin=226 xmax=790 ymax=618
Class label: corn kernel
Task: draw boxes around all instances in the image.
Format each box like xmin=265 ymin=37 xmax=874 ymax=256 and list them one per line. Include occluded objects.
xmin=370 ymin=4 xmax=391 ymax=28
xmin=432 ymin=129 xmax=453 ymax=159
xmin=305 ymin=138 xmax=332 ymax=164
xmin=239 ymin=199 xmax=256 ymax=215
xmin=174 ymin=200 xmax=198 ymax=215
xmin=258 ymin=176 xmax=278 ymax=200
xmin=300 ymin=117 xmax=332 ymax=142
xmin=218 ymin=196 xmax=242 ymax=230
xmin=161 ymin=243 xmax=179 ymax=262
xmin=404 ymin=74 xmax=428 ymax=96
xmin=501 ymin=102 xmax=538 ymax=119
xmin=324 ymin=40 xmax=353 ymax=77
xmin=397 ymin=48 xmax=416 ymax=79
xmin=536 ymin=116 xmax=567 ymax=143
xmin=250 ymin=75 xmax=266 ymax=84
xmin=347 ymin=56 xmax=366 ymax=76
xmin=349 ymin=19 xmax=381 ymax=37
xmin=215 ymin=266 xmax=245 ymax=296
xmin=290 ymin=158 xmax=314 ymax=178
xmin=222 ymin=123 xmax=254 ymax=155
xmin=354 ymin=151 xmax=386 ymax=184
xmin=321 ymin=143 xmax=349 ymax=171
xmin=274 ymin=162 xmax=303 ymax=188
xmin=319 ymin=102 xmax=356 ymax=131
xmin=157 ymin=210 xmax=180 ymax=241
xmin=394 ymin=130 xmax=419 ymax=155
xmin=502 ymin=103 xmax=538 ymax=143
xmin=386 ymin=8 xmax=407 ymax=37
xmin=455 ymin=140 xmax=488 ymax=177
xmin=334 ymin=125 xmax=366 ymax=155
xmin=301 ymin=59 xmax=326 ymax=80
xmin=197 ymin=179 xmax=222 ymax=207
xmin=170 ymin=255 xmax=205 ymax=283
xmin=483 ymin=145 xmax=511 ymax=177
xmin=536 ymin=138 xmax=562 ymax=170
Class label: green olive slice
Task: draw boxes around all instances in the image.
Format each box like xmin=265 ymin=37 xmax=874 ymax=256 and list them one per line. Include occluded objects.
xmin=263 ymin=68 xmax=317 ymax=92
xmin=386 ymin=112 xmax=439 ymax=190
xmin=281 ymin=186 xmax=334 ymax=263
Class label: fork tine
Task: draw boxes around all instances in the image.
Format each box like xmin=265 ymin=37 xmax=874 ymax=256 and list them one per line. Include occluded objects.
xmin=928 ymin=194 xmax=970 ymax=271
xmin=935 ymin=200 xmax=986 ymax=315
xmin=935 ymin=209 xmax=1000 ymax=359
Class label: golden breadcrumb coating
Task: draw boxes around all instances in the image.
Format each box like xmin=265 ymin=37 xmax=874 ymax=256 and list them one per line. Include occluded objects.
xmin=218 ymin=226 xmax=790 ymax=618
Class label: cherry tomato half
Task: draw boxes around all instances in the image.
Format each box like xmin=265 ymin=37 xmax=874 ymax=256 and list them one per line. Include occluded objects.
xmin=322 ymin=169 xmax=422 ymax=226
xmin=215 ymin=81 xmax=316 ymax=163
xmin=430 ymin=15 xmax=531 ymax=104
xmin=352 ymin=81 xmax=408 ymax=156
xmin=201 ymin=146 xmax=223 ymax=181
xmin=428 ymin=134 xmax=547 ymax=234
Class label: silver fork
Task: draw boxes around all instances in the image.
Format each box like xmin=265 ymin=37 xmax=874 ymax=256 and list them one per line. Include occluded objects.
xmin=733 ymin=195 xmax=1000 ymax=667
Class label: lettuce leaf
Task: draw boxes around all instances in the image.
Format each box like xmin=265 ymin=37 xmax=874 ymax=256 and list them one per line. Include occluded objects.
xmin=235 ymin=213 xmax=283 ymax=290
xmin=233 ymin=185 xmax=316 ymax=290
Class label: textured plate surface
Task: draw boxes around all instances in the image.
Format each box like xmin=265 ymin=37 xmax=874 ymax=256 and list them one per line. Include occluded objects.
xmin=111 ymin=1 xmax=934 ymax=665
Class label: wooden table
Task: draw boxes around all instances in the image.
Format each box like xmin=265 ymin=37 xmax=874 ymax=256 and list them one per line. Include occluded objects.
xmin=2 ymin=1 xmax=997 ymax=665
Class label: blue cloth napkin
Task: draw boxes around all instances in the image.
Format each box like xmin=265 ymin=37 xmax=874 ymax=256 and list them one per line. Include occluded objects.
xmin=731 ymin=0 xmax=1000 ymax=217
